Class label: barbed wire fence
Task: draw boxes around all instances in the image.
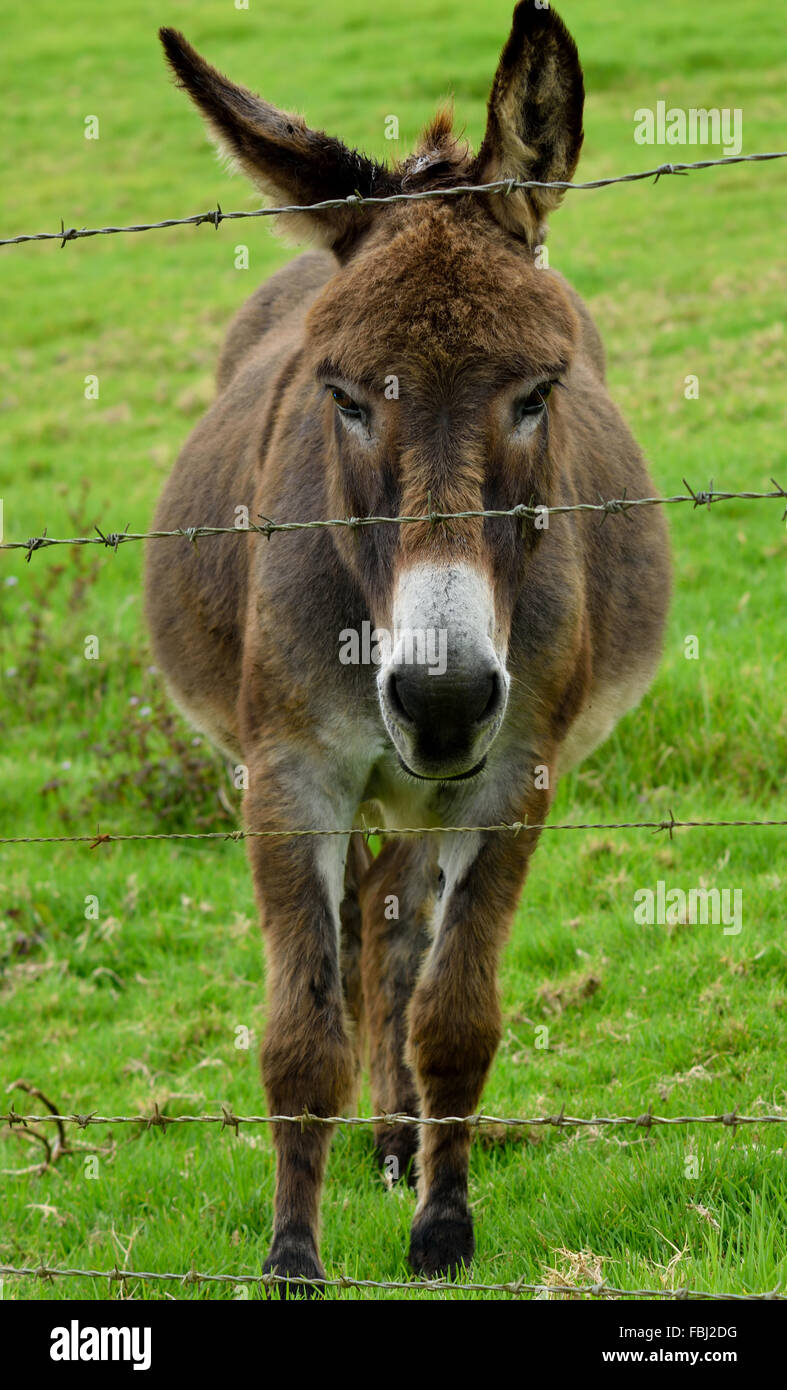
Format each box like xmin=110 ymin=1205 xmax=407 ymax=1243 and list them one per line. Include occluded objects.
xmin=0 ymin=814 xmax=785 ymax=848
xmin=3 ymin=1097 xmax=785 ymax=1298
xmin=0 ymin=150 xmax=785 ymax=249
xmin=0 ymin=1262 xmax=783 ymax=1300
xmin=5 ymin=1105 xmax=787 ymax=1131
xmin=1 ymin=484 xmax=786 ymax=560
xmin=2 ymin=148 xmax=786 ymax=1302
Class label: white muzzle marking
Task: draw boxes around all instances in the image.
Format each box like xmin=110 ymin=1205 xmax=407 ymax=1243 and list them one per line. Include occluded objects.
xmin=377 ymin=563 xmax=510 ymax=779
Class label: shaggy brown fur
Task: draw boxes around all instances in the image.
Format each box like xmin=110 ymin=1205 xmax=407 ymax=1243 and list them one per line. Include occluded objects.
xmin=146 ymin=4 xmax=670 ymax=1289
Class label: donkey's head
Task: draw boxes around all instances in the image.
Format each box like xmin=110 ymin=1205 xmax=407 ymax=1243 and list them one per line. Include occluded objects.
xmin=161 ymin=3 xmax=585 ymax=781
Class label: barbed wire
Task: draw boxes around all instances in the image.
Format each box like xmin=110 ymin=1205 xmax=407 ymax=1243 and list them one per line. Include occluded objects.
xmin=1 ymin=151 xmax=785 ymax=249
xmin=4 ymin=1100 xmax=783 ymax=1298
xmin=4 ymin=1104 xmax=785 ymax=1131
xmin=1 ymin=814 xmax=785 ymax=848
xmin=0 ymin=1261 xmax=782 ymax=1299
xmin=2 ymin=483 xmax=785 ymax=560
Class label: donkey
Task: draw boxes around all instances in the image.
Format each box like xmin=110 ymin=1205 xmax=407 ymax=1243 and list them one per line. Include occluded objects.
xmin=146 ymin=3 xmax=670 ymax=1286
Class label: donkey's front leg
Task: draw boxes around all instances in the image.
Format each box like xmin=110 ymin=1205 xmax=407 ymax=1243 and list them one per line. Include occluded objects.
xmin=246 ymin=821 xmax=357 ymax=1291
xmin=407 ymin=825 xmax=540 ymax=1279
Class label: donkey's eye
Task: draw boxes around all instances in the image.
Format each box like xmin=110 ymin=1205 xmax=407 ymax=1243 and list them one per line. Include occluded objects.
xmin=329 ymin=386 xmax=363 ymax=419
xmin=515 ymin=381 xmax=553 ymax=422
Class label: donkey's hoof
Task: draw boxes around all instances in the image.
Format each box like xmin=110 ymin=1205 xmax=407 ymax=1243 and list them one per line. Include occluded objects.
xmin=374 ymin=1125 xmax=419 ymax=1189
xmin=408 ymin=1208 xmax=475 ymax=1280
xmin=262 ymin=1238 xmax=326 ymax=1299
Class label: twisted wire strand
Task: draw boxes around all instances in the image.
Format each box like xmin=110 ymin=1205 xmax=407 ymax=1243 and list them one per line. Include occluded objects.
xmin=1 ymin=151 xmax=785 ymax=248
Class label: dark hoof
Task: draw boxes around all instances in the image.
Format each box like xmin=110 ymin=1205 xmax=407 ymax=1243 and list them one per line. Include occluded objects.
xmin=262 ymin=1236 xmax=326 ymax=1299
xmin=408 ymin=1207 xmax=475 ymax=1279
xmin=374 ymin=1124 xmax=419 ymax=1189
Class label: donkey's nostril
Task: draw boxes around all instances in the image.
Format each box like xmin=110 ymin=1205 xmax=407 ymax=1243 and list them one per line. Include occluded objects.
xmin=385 ymin=670 xmax=415 ymax=727
xmin=477 ymin=669 xmax=503 ymax=727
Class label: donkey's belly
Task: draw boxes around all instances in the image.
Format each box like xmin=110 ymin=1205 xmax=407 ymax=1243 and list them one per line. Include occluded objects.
xmin=162 ymin=675 xmax=243 ymax=763
xmin=556 ymin=659 xmax=661 ymax=776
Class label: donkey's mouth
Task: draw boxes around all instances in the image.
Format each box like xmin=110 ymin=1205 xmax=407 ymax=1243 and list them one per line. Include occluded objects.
xmin=398 ymin=756 xmax=487 ymax=783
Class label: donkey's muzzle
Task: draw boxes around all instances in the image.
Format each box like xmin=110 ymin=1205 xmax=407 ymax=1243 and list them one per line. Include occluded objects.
xmin=379 ymin=562 xmax=510 ymax=779
xmin=382 ymin=662 xmax=505 ymax=779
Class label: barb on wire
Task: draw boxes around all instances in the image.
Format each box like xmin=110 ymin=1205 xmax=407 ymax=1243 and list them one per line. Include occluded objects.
xmin=0 ymin=815 xmax=785 ymax=848
xmin=1 ymin=151 xmax=785 ymax=249
xmin=0 ymin=1262 xmax=781 ymax=1299
xmin=1 ymin=484 xmax=785 ymax=559
xmin=4 ymin=1106 xmax=785 ymax=1130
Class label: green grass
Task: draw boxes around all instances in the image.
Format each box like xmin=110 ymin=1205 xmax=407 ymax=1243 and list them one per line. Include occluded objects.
xmin=1 ymin=0 xmax=785 ymax=1300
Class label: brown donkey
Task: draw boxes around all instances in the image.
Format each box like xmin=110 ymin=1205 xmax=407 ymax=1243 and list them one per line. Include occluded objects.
xmin=146 ymin=4 xmax=670 ymax=1285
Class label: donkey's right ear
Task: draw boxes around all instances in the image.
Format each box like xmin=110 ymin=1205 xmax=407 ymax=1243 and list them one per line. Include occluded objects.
xmin=160 ymin=29 xmax=392 ymax=255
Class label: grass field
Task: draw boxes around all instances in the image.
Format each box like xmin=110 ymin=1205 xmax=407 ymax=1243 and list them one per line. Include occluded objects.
xmin=1 ymin=0 xmax=785 ymax=1300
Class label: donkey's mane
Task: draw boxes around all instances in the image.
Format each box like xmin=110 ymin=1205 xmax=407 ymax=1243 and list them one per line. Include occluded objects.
xmin=397 ymin=107 xmax=474 ymax=192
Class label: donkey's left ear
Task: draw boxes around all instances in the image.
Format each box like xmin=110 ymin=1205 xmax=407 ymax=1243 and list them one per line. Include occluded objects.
xmin=473 ymin=3 xmax=584 ymax=245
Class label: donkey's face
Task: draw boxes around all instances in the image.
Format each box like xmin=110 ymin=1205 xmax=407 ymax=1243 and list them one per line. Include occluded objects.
xmin=306 ymin=203 xmax=580 ymax=779
xmin=161 ymin=3 xmax=585 ymax=780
